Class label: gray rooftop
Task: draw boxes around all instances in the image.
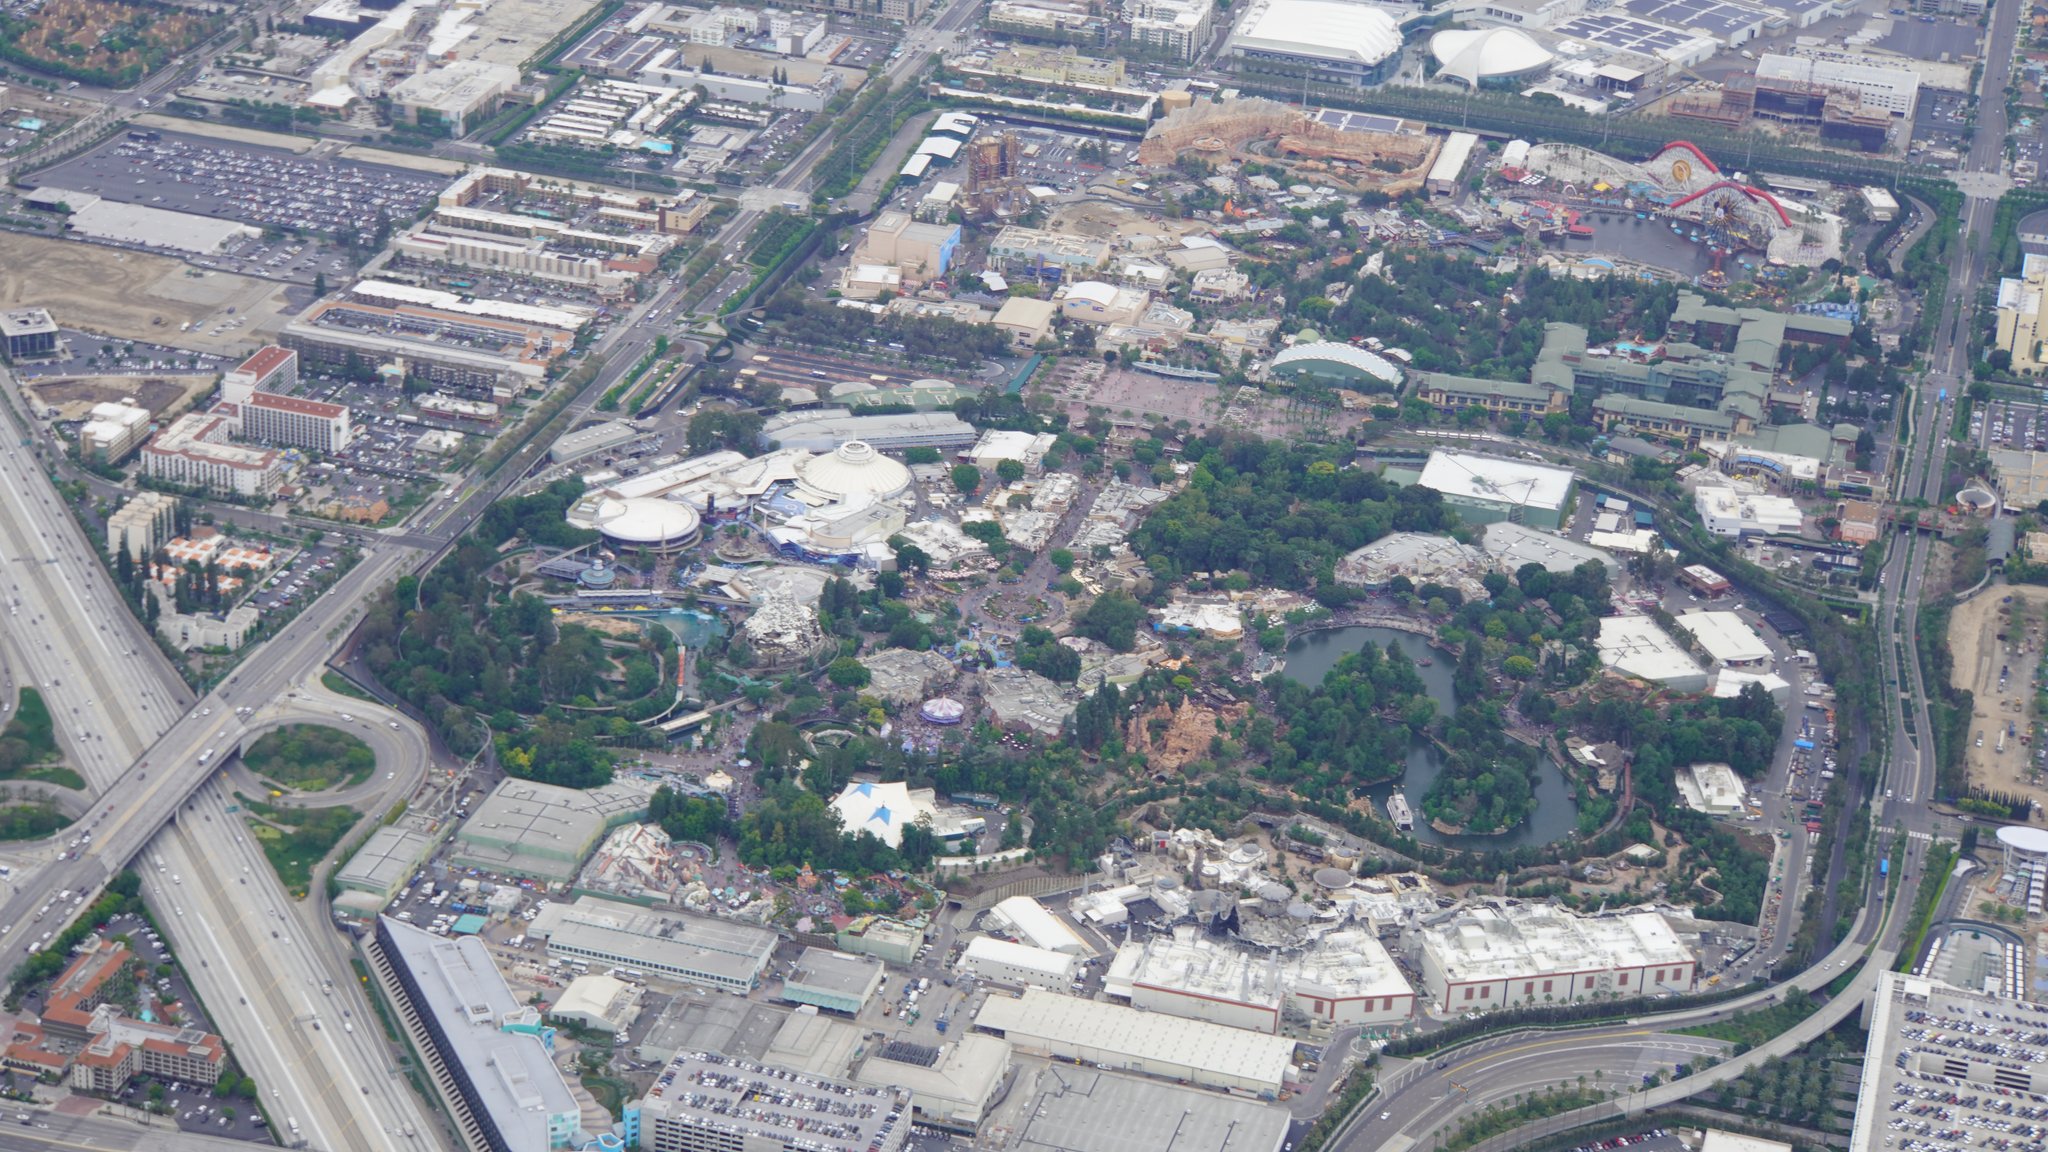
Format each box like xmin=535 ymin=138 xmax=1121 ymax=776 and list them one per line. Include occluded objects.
xmin=378 ymin=917 xmax=579 ymax=1149
xmin=759 ymin=408 xmax=977 ymax=453
xmin=335 ymin=825 xmax=435 ymax=896
xmin=785 ymin=948 xmax=885 ymax=999
xmin=452 ymin=777 xmax=655 ymax=881
xmin=530 ymin=896 xmax=776 ymax=986
xmin=637 ymin=1050 xmax=912 ymax=1152
xmin=1004 ymin=1066 xmax=1289 ymax=1152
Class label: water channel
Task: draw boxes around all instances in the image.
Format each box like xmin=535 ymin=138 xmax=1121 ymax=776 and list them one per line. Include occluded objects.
xmin=1281 ymin=625 xmax=1580 ymax=850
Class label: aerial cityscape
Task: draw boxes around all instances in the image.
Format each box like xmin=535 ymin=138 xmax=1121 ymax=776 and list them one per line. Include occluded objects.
xmin=0 ymin=0 xmax=2037 ymax=1143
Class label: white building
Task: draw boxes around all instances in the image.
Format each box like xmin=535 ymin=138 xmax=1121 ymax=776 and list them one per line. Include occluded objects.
xmin=965 ymin=429 xmax=1058 ymax=471
xmin=221 ymin=390 xmax=352 ymax=454
xmin=1334 ymin=532 xmax=1489 ymax=598
xmin=1417 ymin=905 xmax=1696 ymax=1010
xmin=1596 ymin=615 xmax=1708 ymax=692
xmin=1104 ymin=926 xmax=1412 ymax=1033
xmin=1694 ymin=485 xmax=1803 ymax=537
xmin=1756 ymin=52 xmax=1919 ymax=117
xmin=388 ymin=61 xmax=522 ymax=134
xmin=1860 ymin=186 xmax=1900 ymax=221
xmin=960 ymin=935 xmax=1079 ymax=990
xmin=990 ymin=895 xmax=1091 ymax=955
xmin=1674 ymin=762 xmax=1746 ymax=815
xmin=140 ymin=413 xmax=283 ymax=497
xmin=1415 ymin=451 xmax=1577 ymax=529
xmin=829 ymin=780 xmax=938 ymax=850
xmin=1227 ymin=0 xmax=1404 ymax=88
xmin=1130 ymin=0 xmax=1216 ymax=60
xmin=1675 ymin=610 xmax=1772 ymax=668
xmin=975 ymin=986 xmax=1298 ymax=1095
xmin=79 ymin=400 xmax=152 ymax=463
xmin=549 ymin=973 xmax=641 ymax=1033
xmin=1426 ymin=131 xmax=1481 ymax=194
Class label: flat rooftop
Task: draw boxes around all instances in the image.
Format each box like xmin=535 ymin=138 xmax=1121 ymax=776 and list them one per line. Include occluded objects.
xmin=1419 ymin=906 xmax=1693 ymax=986
xmin=335 ymin=825 xmax=434 ymax=893
xmin=637 ymin=1050 xmax=910 ymax=1152
xmin=1417 ymin=450 xmax=1576 ymax=511
xmin=531 ymin=896 xmax=775 ymax=985
xmin=786 ymin=948 xmax=885 ymax=998
xmin=1002 ymin=1064 xmax=1290 ymax=1152
xmin=1850 ymin=971 xmax=2048 ymax=1152
xmin=975 ymin=986 xmax=1296 ymax=1090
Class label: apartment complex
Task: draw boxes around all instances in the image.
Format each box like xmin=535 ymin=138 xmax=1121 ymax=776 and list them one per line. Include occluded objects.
xmin=106 ymin=492 xmax=178 ymax=561
xmin=1129 ymin=0 xmax=1216 ymax=60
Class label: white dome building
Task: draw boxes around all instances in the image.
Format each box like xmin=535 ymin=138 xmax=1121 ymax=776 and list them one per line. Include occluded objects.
xmin=1429 ymin=27 xmax=1554 ymax=86
xmin=568 ymin=495 xmax=702 ymax=554
xmin=796 ymin=440 xmax=912 ymax=505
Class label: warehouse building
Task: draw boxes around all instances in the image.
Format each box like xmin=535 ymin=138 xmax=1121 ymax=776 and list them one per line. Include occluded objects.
xmin=370 ymin=917 xmax=581 ymax=1152
xmin=997 ymin=1065 xmax=1291 ymax=1152
xmin=959 ymin=936 xmax=1079 ymax=990
xmin=1674 ymin=609 xmax=1772 ymax=668
xmin=1104 ymin=927 xmax=1413 ymax=1033
xmin=836 ymin=916 xmax=925 ymax=965
xmin=855 ymin=1035 xmax=1012 ymax=1131
xmin=1414 ymin=451 xmax=1577 ymax=529
xmin=529 ymin=897 xmax=777 ymax=993
xmin=1416 ymin=905 xmax=1695 ymax=1010
xmin=974 ymin=986 xmax=1298 ymax=1095
xmin=988 ymin=895 xmax=1091 ymax=955
xmin=637 ymin=1050 xmax=912 ymax=1152
xmin=335 ymin=824 xmax=439 ymax=904
xmin=1228 ymin=0 xmax=1404 ymax=88
xmin=452 ymin=777 xmax=655 ymax=882
xmin=1596 ymin=615 xmax=1709 ymax=692
xmin=759 ymin=409 xmax=977 ymax=454
xmin=781 ymin=949 xmax=885 ymax=1015
xmin=548 ymin=973 xmax=642 ymax=1034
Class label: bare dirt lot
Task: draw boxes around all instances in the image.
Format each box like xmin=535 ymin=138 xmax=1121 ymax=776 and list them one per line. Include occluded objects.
xmin=18 ymin=374 xmax=212 ymax=421
xmin=1948 ymin=585 xmax=2048 ymax=808
xmin=1032 ymin=358 xmax=1357 ymax=441
xmin=0 ymin=232 xmax=290 ymax=352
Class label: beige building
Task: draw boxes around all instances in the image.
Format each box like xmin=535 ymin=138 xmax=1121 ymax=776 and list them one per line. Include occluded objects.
xmin=855 ymin=212 xmax=962 ymax=280
xmin=1997 ymin=266 xmax=2048 ymax=375
xmin=79 ymin=400 xmax=152 ymax=463
xmin=1057 ymin=281 xmax=1150 ymax=326
xmin=105 ymin=492 xmax=177 ymax=562
xmin=993 ymin=298 xmax=1058 ymax=347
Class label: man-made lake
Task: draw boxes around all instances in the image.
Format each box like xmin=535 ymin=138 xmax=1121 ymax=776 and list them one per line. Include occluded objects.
xmin=1560 ymin=212 xmax=1721 ymax=279
xmin=1282 ymin=625 xmax=1579 ymax=849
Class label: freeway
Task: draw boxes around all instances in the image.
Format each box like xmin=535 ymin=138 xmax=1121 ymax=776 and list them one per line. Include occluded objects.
xmin=0 ymin=1109 xmax=269 ymax=1152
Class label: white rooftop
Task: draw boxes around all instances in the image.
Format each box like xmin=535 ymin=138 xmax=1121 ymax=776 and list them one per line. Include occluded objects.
xmin=1231 ymin=0 xmax=1403 ymax=65
xmin=1418 ymin=451 xmax=1576 ymax=512
xmin=1596 ymin=615 xmax=1707 ymax=688
xmin=975 ymin=986 xmax=1297 ymax=1091
xmin=963 ymin=935 xmax=1078 ymax=979
xmin=1419 ymin=905 xmax=1693 ymax=986
xmin=991 ymin=895 xmax=1090 ymax=955
xmin=1481 ymin=521 xmax=1618 ymax=574
xmin=1675 ymin=610 xmax=1772 ymax=666
xmin=829 ymin=779 xmax=937 ymax=850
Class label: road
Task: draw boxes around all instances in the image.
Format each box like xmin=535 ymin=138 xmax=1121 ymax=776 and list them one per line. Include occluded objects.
xmin=0 ymin=1109 xmax=271 ymax=1152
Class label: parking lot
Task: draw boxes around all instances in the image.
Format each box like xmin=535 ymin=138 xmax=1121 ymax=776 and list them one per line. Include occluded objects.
xmin=1969 ymin=396 xmax=2048 ymax=453
xmin=12 ymin=330 xmax=231 ymax=383
xmin=32 ymin=131 xmax=442 ymax=262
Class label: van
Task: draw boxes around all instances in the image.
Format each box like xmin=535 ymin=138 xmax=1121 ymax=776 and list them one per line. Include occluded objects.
xmin=198 ymin=749 xmax=213 ymax=763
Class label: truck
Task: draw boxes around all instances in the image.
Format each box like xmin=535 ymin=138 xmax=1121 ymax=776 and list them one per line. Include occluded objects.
xmin=397 ymin=414 xmax=420 ymax=425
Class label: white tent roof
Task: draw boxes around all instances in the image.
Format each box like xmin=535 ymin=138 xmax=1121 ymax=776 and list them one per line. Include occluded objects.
xmin=1430 ymin=27 xmax=1554 ymax=83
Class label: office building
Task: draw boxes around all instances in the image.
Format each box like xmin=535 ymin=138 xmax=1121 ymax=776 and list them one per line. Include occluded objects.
xmin=636 ymin=1050 xmax=912 ymax=1152
xmin=959 ymin=936 xmax=1079 ymax=990
xmin=371 ymin=917 xmax=582 ymax=1151
xmin=781 ymin=949 xmax=885 ymax=1015
xmin=1416 ymin=905 xmax=1695 ymax=1010
xmin=140 ymin=414 xmax=283 ymax=497
xmin=1694 ymin=485 xmax=1804 ymax=537
xmin=1129 ymin=0 xmax=1216 ymax=60
xmin=105 ymin=491 xmax=177 ymax=562
xmin=79 ymin=400 xmax=153 ymax=464
xmin=974 ymin=986 xmax=1298 ymax=1095
xmin=1227 ymin=0 xmax=1403 ymax=88
xmin=530 ymin=897 xmax=777 ymax=992
xmin=0 ymin=307 xmax=59 ymax=361
xmin=1414 ymin=451 xmax=1577 ymax=529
